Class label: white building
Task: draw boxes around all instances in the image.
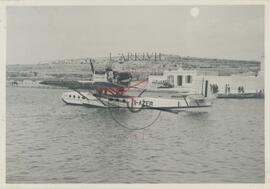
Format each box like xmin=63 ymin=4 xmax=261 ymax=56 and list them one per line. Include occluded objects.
xmin=148 ymin=61 xmax=264 ymax=95
xmin=148 ymin=68 xmax=201 ymax=93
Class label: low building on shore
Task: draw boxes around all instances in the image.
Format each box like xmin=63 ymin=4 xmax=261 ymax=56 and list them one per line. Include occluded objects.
xmin=148 ymin=58 xmax=264 ymax=96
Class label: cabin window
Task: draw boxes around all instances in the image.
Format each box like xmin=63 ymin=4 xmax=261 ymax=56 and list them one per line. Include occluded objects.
xmin=186 ymin=75 xmax=192 ymax=83
xmin=177 ymin=75 xmax=183 ymax=86
xmin=78 ymin=96 xmax=80 ymax=99
xmin=73 ymin=95 xmax=76 ymax=98
xmin=69 ymin=95 xmax=71 ymax=98
xmin=82 ymin=96 xmax=86 ymax=99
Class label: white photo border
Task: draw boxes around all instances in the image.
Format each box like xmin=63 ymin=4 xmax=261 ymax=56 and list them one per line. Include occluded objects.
xmin=0 ymin=0 xmax=269 ymax=189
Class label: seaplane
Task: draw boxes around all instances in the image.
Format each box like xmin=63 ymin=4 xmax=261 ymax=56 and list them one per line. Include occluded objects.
xmin=40 ymin=60 xmax=212 ymax=114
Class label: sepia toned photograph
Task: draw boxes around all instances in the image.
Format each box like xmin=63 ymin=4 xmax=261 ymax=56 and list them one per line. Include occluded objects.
xmin=1 ymin=1 xmax=268 ymax=186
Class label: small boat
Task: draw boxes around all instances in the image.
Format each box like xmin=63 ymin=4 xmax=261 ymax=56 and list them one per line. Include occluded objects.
xmin=217 ymin=92 xmax=264 ymax=99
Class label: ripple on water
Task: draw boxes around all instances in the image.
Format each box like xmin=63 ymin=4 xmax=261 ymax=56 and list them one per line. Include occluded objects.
xmin=6 ymin=88 xmax=265 ymax=183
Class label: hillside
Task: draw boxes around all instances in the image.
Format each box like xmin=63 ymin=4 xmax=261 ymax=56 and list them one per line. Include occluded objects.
xmin=7 ymin=54 xmax=261 ymax=81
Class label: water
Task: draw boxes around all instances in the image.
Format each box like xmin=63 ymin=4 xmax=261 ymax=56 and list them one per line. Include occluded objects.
xmin=6 ymin=88 xmax=265 ymax=183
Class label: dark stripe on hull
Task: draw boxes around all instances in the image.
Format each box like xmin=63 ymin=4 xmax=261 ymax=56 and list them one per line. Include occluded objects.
xmin=62 ymin=98 xmax=211 ymax=110
xmin=62 ymin=98 xmax=103 ymax=108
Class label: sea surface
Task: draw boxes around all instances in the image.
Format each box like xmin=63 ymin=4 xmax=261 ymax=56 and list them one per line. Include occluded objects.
xmin=6 ymin=87 xmax=265 ymax=183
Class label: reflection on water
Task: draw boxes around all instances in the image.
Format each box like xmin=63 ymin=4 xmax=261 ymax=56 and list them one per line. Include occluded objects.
xmin=6 ymin=88 xmax=264 ymax=183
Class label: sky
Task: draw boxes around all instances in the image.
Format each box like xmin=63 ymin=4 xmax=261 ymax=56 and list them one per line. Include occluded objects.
xmin=7 ymin=5 xmax=264 ymax=64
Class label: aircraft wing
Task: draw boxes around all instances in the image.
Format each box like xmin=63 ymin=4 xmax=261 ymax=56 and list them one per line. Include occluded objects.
xmin=39 ymin=80 xmax=124 ymax=90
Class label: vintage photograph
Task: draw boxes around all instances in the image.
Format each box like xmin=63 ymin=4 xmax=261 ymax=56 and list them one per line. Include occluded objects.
xmin=5 ymin=4 xmax=265 ymax=184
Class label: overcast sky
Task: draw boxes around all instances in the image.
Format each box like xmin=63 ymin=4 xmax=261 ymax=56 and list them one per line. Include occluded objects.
xmin=7 ymin=5 xmax=264 ymax=64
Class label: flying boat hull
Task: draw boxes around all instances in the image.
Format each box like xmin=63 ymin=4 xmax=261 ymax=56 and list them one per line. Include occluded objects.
xmin=61 ymin=91 xmax=212 ymax=112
